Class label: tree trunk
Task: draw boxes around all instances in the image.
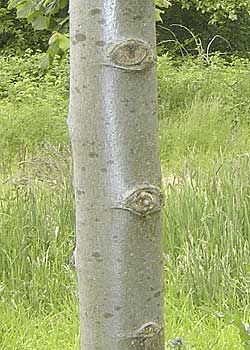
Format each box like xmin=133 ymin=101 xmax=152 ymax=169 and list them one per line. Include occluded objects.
xmin=68 ymin=1 xmax=165 ymax=349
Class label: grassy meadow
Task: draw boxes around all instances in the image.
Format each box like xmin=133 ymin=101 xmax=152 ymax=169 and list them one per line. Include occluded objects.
xmin=1 ymin=51 xmax=250 ymax=349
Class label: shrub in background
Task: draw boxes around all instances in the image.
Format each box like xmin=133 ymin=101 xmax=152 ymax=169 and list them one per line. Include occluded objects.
xmin=0 ymin=0 xmax=48 ymax=54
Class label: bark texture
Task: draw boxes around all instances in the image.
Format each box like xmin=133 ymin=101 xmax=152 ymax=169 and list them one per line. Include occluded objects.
xmin=68 ymin=1 xmax=164 ymax=349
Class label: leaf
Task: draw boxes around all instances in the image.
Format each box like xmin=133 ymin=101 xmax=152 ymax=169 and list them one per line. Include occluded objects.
xmin=31 ymin=15 xmax=49 ymax=30
xmin=57 ymin=34 xmax=69 ymax=51
xmin=40 ymin=53 xmax=50 ymax=70
xmin=155 ymin=0 xmax=171 ymax=8
xmin=49 ymin=32 xmax=69 ymax=51
xmin=155 ymin=0 xmax=171 ymax=21
xmin=48 ymin=31 xmax=59 ymax=45
xmin=16 ymin=2 xmax=33 ymax=18
xmin=155 ymin=8 xmax=164 ymax=22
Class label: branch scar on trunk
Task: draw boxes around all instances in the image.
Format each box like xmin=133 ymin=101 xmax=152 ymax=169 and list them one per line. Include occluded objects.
xmin=106 ymin=39 xmax=155 ymax=71
xmin=113 ymin=185 xmax=164 ymax=216
xmin=119 ymin=322 xmax=164 ymax=350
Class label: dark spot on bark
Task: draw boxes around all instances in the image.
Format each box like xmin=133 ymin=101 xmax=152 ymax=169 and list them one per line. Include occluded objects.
xmin=76 ymin=189 xmax=85 ymax=196
xmin=104 ymin=312 xmax=114 ymax=319
xmin=133 ymin=15 xmax=143 ymax=21
xmin=100 ymin=168 xmax=107 ymax=173
xmin=92 ymin=251 xmax=101 ymax=258
xmin=92 ymin=251 xmax=103 ymax=262
xmin=74 ymin=87 xmax=80 ymax=93
xmin=89 ymin=152 xmax=99 ymax=158
xmin=107 ymin=160 xmax=114 ymax=165
xmin=81 ymin=166 xmax=86 ymax=171
xmin=95 ymin=217 xmax=100 ymax=222
xmin=150 ymin=287 xmax=155 ymax=291
xmin=74 ymin=33 xmax=87 ymax=44
xmin=90 ymin=8 xmax=101 ymax=16
xmin=154 ymin=290 xmax=161 ymax=298
xmin=146 ymin=297 xmax=151 ymax=302
xmin=115 ymin=306 xmax=122 ymax=311
xmin=121 ymin=98 xmax=129 ymax=103
xmin=96 ymin=40 xmax=106 ymax=47
xmin=98 ymin=18 xmax=105 ymax=25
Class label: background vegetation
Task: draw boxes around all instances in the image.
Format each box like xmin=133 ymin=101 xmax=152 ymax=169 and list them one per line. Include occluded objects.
xmin=157 ymin=1 xmax=250 ymax=58
xmin=0 ymin=0 xmax=48 ymax=54
xmin=1 ymin=1 xmax=250 ymax=349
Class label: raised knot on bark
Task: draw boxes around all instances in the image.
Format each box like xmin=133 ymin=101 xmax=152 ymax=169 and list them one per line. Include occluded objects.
xmin=119 ymin=322 xmax=164 ymax=350
xmin=108 ymin=39 xmax=155 ymax=71
xmin=115 ymin=185 xmax=164 ymax=216
xmin=135 ymin=322 xmax=162 ymax=339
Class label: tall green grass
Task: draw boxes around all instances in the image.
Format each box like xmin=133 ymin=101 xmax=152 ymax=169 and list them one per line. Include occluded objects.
xmin=0 ymin=151 xmax=74 ymax=305
xmin=163 ymin=154 xmax=250 ymax=308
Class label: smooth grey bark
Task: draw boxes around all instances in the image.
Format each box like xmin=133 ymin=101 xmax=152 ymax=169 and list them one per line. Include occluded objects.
xmin=68 ymin=1 xmax=164 ymax=349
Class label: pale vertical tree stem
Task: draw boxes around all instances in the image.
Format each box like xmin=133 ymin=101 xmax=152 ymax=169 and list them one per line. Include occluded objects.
xmin=69 ymin=1 xmax=165 ymax=349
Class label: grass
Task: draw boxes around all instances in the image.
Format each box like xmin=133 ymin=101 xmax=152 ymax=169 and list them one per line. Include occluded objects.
xmin=164 ymin=155 xmax=250 ymax=306
xmin=1 ymin=52 xmax=250 ymax=349
xmin=0 ymin=304 xmax=79 ymax=350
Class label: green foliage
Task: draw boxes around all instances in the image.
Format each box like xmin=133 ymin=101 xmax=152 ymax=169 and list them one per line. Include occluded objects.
xmin=7 ymin=0 xmax=69 ymax=63
xmin=0 ymin=304 xmax=79 ymax=349
xmin=0 ymin=51 xmax=68 ymax=162
xmin=155 ymin=0 xmax=171 ymax=21
xmin=157 ymin=4 xmax=250 ymax=58
xmin=175 ymin=0 xmax=250 ymax=23
xmin=0 ymin=0 xmax=48 ymax=54
xmin=206 ymin=311 xmax=250 ymax=349
xmin=163 ymin=155 xmax=250 ymax=307
xmin=230 ymin=313 xmax=250 ymax=349
xmin=8 ymin=0 xmax=69 ymax=30
xmin=0 ymin=50 xmax=68 ymax=102
xmin=157 ymin=55 xmax=250 ymax=129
